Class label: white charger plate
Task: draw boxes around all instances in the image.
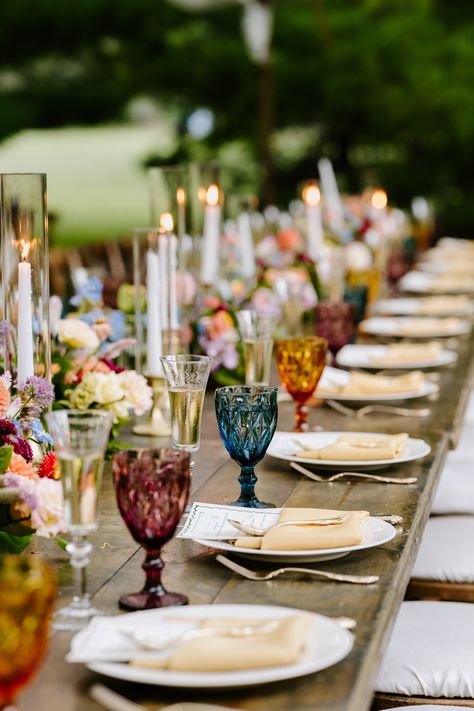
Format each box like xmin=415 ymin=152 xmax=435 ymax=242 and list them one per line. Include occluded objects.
xmin=315 ymin=366 xmax=438 ymax=403
xmin=86 ymin=604 xmax=353 ymax=688
xmin=359 ymin=316 xmax=471 ymax=338
xmin=399 ymin=271 xmax=474 ymax=294
xmin=372 ymin=297 xmax=474 ymax=318
xmin=335 ymin=344 xmax=458 ymax=370
xmin=267 ymin=430 xmax=431 ymax=471
xmin=195 ymin=517 xmax=396 ymax=563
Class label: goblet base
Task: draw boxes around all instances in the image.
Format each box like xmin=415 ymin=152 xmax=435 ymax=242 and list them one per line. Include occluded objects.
xmin=53 ymin=603 xmax=101 ymax=631
xmin=119 ymin=590 xmax=188 ymax=611
xmin=230 ymin=498 xmax=275 ymax=509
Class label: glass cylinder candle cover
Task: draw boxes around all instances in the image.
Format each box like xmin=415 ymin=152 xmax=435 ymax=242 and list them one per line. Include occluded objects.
xmin=188 ymin=161 xmax=223 ymax=288
xmin=0 ymin=174 xmax=50 ymax=381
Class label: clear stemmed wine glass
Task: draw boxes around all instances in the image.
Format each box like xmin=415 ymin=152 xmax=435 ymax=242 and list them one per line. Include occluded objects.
xmin=236 ymin=310 xmax=275 ymax=385
xmin=215 ymin=385 xmax=278 ymax=508
xmin=112 ymin=448 xmax=191 ymax=610
xmin=160 ymin=354 xmax=213 ymax=472
xmin=45 ymin=409 xmax=113 ymax=630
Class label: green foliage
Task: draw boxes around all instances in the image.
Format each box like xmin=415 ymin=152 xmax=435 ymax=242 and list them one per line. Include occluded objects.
xmin=0 ymin=531 xmax=32 ymax=554
xmin=0 ymin=446 xmax=13 ymax=475
xmin=0 ymin=0 xmax=472 ymax=232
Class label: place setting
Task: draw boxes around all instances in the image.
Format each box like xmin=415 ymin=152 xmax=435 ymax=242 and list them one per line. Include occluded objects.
xmin=336 ymin=341 xmax=458 ymax=370
xmin=358 ymin=315 xmax=472 ymax=339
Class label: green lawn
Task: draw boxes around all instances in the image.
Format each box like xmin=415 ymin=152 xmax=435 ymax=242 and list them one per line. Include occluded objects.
xmin=0 ymin=122 xmax=176 ymax=246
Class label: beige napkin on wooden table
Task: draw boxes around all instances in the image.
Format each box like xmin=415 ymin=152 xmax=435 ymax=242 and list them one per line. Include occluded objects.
xmin=295 ymin=433 xmax=409 ymax=461
xmin=318 ymin=370 xmax=425 ymax=396
xmin=132 ymin=614 xmax=311 ymax=671
xmin=234 ymin=507 xmax=369 ymax=551
xmin=370 ymin=342 xmax=442 ymax=365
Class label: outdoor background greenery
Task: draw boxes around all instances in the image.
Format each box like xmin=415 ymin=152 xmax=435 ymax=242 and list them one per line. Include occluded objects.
xmin=0 ymin=0 xmax=472 ymax=244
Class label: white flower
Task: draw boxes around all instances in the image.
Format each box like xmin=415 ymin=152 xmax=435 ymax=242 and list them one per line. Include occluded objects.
xmin=108 ymin=399 xmax=132 ymax=421
xmin=57 ymin=319 xmax=100 ymax=350
xmin=90 ymin=372 xmax=124 ymax=406
xmin=30 ymin=479 xmax=64 ymax=538
xmin=117 ymin=370 xmax=153 ymax=416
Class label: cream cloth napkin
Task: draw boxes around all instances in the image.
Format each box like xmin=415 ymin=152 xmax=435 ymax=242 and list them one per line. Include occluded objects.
xmin=133 ymin=614 xmax=311 ymax=671
xmin=394 ymin=318 xmax=464 ymax=336
xmin=296 ymin=433 xmax=409 ymax=461
xmin=318 ymin=370 xmax=425 ymax=396
xmin=418 ymin=296 xmax=470 ymax=314
xmin=234 ymin=507 xmax=369 ymax=551
xmin=433 ymin=275 xmax=474 ymax=291
xmin=371 ymin=341 xmax=442 ymax=365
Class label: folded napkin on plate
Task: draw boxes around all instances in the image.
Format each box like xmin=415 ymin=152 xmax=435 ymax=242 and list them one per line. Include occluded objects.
xmin=434 ymin=275 xmax=473 ymax=291
xmin=371 ymin=341 xmax=442 ymax=364
xmin=384 ymin=317 xmax=463 ymax=336
xmin=296 ymin=433 xmax=409 ymax=461
xmin=234 ymin=507 xmax=369 ymax=551
xmin=133 ymin=614 xmax=311 ymax=671
xmin=418 ymin=296 xmax=470 ymax=314
xmin=318 ymin=370 xmax=425 ymax=396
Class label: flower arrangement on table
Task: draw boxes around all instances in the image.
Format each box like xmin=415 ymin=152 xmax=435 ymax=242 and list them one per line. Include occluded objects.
xmin=0 ymin=372 xmax=63 ymax=553
xmin=51 ymin=276 xmax=153 ymax=441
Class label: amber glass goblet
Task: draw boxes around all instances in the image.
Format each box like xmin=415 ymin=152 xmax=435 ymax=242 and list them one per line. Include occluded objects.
xmin=276 ymin=336 xmax=328 ymax=432
xmin=113 ymin=448 xmax=191 ymax=611
xmin=0 ymin=555 xmax=56 ymax=709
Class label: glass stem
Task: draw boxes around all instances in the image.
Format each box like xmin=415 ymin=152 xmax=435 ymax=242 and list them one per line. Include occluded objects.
xmin=67 ymin=535 xmax=92 ymax=610
xmin=142 ymin=549 xmax=165 ymax=596
xmin=294 ymin=402 xmax=309 ymax=432
xmin=237 ymin=465 xmax=258 ymax=505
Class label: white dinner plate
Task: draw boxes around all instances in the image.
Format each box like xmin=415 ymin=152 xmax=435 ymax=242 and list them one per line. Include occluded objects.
xmin=400 ymin=271 xmax=474 ymax=294
xmin=372 ymin=297 xmax=474 ymax=318
xmin=86 ymin=604 xmax=353 ymax=687
xmin=315 ymin=366 xmax=438 ymax=403
xmin=359 ymin=316 xmax=471 ymax=339
xmin=335 ymin=344 xmax=458 ymax=370
xmin=195 ymin=517 xmax=396 ymax=563
xmin=267 ymin=430 xmax=431 ymax=471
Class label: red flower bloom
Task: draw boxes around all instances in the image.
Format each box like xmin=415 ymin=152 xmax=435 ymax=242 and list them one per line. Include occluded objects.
xmin=38 ymin=452 xmax=61 ymax=480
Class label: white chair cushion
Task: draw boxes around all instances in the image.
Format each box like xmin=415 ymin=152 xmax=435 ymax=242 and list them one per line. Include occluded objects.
xmin=376 ymin=601 xmax=474 ymax=697
xmin=413 ymin=516 xmax=474 ymax=582
xmin=432 ymin=450 xmax=474 ymax=515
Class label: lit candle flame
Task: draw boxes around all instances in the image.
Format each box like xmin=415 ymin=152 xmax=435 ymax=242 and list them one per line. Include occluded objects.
xmin=176 ymin=187 xmax=186 ymax=206
xmin=302 ymin=183 xmax=321 ymax=207
xmin=19 ymin=239 xmax=31 ymax=261
xmin=206 ymin=184 xmax=219 ymax=207
xmin=371 ymin=189 xmax=387 ymax=210
xmin=160 ymin=212 xmax=174 ymax=231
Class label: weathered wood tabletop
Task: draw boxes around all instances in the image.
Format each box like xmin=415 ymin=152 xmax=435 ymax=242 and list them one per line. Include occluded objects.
xmin=22 ymin=330 xmax=473 ymax=711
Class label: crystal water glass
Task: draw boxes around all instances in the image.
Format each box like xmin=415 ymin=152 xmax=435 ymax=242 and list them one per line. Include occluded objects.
xmin=275 ymin=337 xmax=328 ymax=432
xmin=113 ymin=448 xmax=191 ymax=610
xmin=215 ymin=385 xmax=278 ymax=508
xmin=45 ymin=409 xmax=113 ymax=630
xmin=237 ymin=310 xmax=275 ymax=385
xmin=160 ymin=355 xmax=213 ymax=465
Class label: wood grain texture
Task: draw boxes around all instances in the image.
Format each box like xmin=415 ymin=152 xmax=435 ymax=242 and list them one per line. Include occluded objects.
xmin=20 ymin=329 xmax=474 ymax=711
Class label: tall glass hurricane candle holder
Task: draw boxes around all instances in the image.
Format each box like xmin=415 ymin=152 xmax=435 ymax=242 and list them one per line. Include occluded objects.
xmin=45 ymin=410 xmax=113 ymax=630
xmin=133 ymin=226 xmax=180 ymax=437
xmin=160 ymin=354 xmax=212 ymax=472
xmin=188 ymin=161 xmax=223 ymax=289
xmin=113 ymin=448 xmax=191 ymax=610
xmin=215 ymin=386 xmax=278 ymax=508
xmin=237 ymin=310 xmax=275 ymax=385
xmin=276 ymin=337 xmax=328 ymax=432
xmin=0 ymin=173 xmax=50 ymax=381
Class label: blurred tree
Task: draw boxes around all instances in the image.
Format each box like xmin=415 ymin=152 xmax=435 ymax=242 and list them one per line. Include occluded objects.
xmin=0 ymin=0 xmax=472 ymax=233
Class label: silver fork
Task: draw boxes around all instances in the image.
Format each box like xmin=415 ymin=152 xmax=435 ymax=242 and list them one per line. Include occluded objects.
xmin=326 ymin=400 xmax=431 ymax=418
xmin=290 ymin=460 xmax=417 ymax=485
xmin=216 ymin=554 xmax=379 ymax=585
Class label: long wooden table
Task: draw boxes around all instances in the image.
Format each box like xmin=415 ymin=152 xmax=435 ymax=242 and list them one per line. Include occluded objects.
xmin=22 ymin=330 xmax=473 ymax=711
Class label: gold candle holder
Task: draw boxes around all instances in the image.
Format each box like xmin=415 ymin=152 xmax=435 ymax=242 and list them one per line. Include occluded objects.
xmin=133 ymin=374 xmax=171 ymax=437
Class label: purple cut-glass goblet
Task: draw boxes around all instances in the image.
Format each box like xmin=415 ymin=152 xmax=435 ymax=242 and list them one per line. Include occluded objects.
xmin=112 ymin=448 xmax=191 ymax=611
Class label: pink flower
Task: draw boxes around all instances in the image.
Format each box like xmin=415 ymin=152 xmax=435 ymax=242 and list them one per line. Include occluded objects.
xmin=207 ymin=311 xmax=235 ymax=339
xmin=277 ymin=228 xmax=303 ymax=251
xmin=0 ymin=379 xmax=10 ymax=418
xmin=203 ymin=295 xmax=221 ymax=310
xmin=4 ymin=474 xmax=64 ymax=537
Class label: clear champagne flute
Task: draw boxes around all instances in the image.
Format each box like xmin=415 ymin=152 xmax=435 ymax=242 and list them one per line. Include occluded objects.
xmin=160 ymin=355 xmax=213 ymax=472
xmin=236 ymin=310 xmax=275 ymax=385
xmin=45 ymin=409 xmax=113 ymax=630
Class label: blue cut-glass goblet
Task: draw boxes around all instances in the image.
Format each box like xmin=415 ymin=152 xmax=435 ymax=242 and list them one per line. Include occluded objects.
xmin=215 ymin=385 xmax=278 ymax=508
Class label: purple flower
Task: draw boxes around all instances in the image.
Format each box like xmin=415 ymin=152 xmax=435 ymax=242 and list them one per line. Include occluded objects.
xmin=11 ymin=437 xmax=33 ymax=463
xmin=0 ymin=419 xmax=34 ymax=462
xmin=17 ymin=376 xmax=55 ymax=417
xmin=0 ymin=321 xmax=11 ymax=337
xmin=0 ymin=419 xmax=17 ymax=437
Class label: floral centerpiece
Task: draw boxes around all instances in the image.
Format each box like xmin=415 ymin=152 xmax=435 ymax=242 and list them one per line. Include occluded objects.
xmin=51 ymin=277 xmax=153 ymax=442
xmin=0 ymin=372 xmax=63 ymax=553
